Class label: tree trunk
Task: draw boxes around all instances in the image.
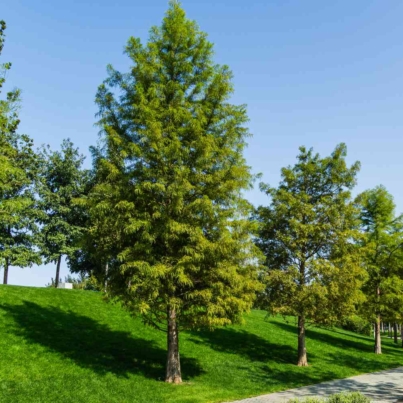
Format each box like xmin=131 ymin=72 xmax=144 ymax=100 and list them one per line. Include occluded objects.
xmin=3 ymin=258 xmax=9 ymax=285
xmin=297 ymin=315 xmax=308 ymax=366
xmin=401 ymin=324 xmax=403 ymax=348
xmin=104 ymin=262 xmax=109 ymax=292
xmin=55 ymin=255 xmax=62 ymax=288
xmin=374 ymin=315 xmax=382 ymax=354
xmin=394 ymin=322 xmax=398 ymax=343
xmin=165 ymin=307 xmax=182 ymax=383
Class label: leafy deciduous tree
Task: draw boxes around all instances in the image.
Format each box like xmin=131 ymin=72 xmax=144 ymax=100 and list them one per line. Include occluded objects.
xmin=0 ymin=21 xmax=41 ymax=284
xmin=37 ymin=139 xmax=88 ymax=288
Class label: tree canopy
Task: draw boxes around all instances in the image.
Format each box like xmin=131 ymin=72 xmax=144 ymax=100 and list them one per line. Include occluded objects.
xmin=37 ymin=139 xmax=89 ymax=287
xmin=88 ymin=1 xmax=262 ymax=383
xmin=0 ymin=20 xmax=41 ymax=284
xmin=356 ymin=186 xmax=403 ymax=353
xmin=255 ymin=143 xmax=366 ymax=366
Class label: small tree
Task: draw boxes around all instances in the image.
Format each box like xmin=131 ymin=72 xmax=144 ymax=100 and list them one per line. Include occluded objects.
xmin=90 ymin=1 xmax=262 ymax=383
xmin=255 ymin=144 xmax=366 ymax=366
xmin=356 ymin=186 xmax=403 ymax=354
xmin=37 ymin=139 xmax=88 ymax=288
xmin=0 ymin=21 xmax=41 ymax=284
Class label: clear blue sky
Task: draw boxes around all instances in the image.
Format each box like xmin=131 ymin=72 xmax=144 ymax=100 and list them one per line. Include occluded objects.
xmin=2 ymin=0 xmax=403 ymax=287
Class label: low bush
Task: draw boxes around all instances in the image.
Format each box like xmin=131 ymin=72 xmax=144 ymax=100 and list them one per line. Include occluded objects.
xmin=289 ymin=392 xmax=370 ymax=403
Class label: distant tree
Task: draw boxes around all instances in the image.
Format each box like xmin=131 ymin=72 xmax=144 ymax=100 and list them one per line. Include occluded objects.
xmin=37 ymin=139 xmax=89 ymax=288
xmin=0 ymin=21 xmax=41 ymax=284
xmin=255 ymin=144 xmax=366 ymax=366
xmin=356 ymin=186 xmax=403 ymax=354
xmin=89 ymin=1 xmax=262 ymax=383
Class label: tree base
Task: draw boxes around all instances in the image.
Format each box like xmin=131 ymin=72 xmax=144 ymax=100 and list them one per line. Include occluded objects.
xmin=297 ymin=359 xmax=308 ymax=367
xmin=297 ymin=351 xmax=308 ymax=366
xmin=165 ymin=376 xmax=182 ymax=384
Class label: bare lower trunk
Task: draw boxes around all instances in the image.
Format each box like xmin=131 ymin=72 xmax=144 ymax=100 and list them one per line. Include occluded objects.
xmin=3 ymin=258 xmax=9 ymax=285
xmin=55 ymin=255 xmax=62 ymax=288
xmin=394 ymin=323 xmax=398 ymax=343
xmin=165 ymin=307 xmax=182 ymax=383
xmin=374 ymin=315 xmax=382 ymax=354
xmin=104 ymin=263 xmax=109 ymax=292
xmin=297 ymin=315 xmax=308 ymax=366
xmin=401 ymin=324 xmax=403 ymax=348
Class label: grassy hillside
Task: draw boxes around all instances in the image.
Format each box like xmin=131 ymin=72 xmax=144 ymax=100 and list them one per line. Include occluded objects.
xmin=0 ymin=286 xmax=402 ymax=403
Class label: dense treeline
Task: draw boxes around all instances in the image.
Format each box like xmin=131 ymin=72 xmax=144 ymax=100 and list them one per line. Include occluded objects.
xmin=1 ymin=2 xmax=403 ymax=383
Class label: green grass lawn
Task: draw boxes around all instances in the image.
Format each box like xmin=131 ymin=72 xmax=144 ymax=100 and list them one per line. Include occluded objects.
xmin=0 ymin=285 xmax=402 ymax=403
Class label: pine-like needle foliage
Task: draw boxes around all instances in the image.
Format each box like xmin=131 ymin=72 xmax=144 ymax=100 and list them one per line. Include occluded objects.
xmin=256 ymin=144 xmax=366 ymax=366
xmin=89 ymin=2 xmax=262 ymax=382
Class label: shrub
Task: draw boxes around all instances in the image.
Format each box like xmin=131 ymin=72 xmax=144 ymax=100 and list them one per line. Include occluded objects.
xmin=327 ymin=392 xmax=370 ymax=403
xmin=289 ymin=392 xmax=370 ymax=403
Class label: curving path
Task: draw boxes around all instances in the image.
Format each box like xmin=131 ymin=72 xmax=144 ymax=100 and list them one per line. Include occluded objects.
xmin=228 ymin=367 xmax=403 ymax=403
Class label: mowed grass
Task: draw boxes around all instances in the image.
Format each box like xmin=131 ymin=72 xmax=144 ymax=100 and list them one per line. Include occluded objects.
xmin=0 ymin=286 xmax=402 ymax=403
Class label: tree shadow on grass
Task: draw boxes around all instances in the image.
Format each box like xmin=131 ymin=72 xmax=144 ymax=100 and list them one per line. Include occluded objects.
xmin=271 ymin=321 xmax=403 ymax=369
xmin=189 ymin=320 xmax=403 ymax=389
xmin=189 ymin=327 xmax=335 ymax=388
xmin=329 ymin=328 xmax=374 ymax=342
xmin=0 ymin=301 xmax=203 ymax=380
xmin=272 ymin=321 xmax=377 ymax=354
xmin=190 ymin=327 xmax=306 ymax=365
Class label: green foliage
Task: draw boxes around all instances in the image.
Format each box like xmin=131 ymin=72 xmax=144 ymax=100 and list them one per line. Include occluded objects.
xmin=1 ymin=286 xmax=403 ymax=403
xmin=256 ymin=144 xmax=365 ymax=323
xmin=340 ymin=314 xmax=371 ymax=336
xmin=356 ymin=186 xmax=403 ymax=324
xmin=255 ymin=144 xmax=366 ymax=364
xmin=289 ymin=393 xmax=370 ymax=403
xmin=327 ymin=393 xmax=370 ymax=403
xmin=89 ymin=1 xmax=262 ymax=334
xmin=37 ymin=139 xmax=89 ymax=285
xmin=63 ymin=273 xmax=102 ymax=291
xmin=0 ymin=20 xmax=41 ymax=282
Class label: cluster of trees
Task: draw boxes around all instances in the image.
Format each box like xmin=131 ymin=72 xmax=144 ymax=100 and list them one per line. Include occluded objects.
xmin=1 ymin=2 xmax=403 ymax=383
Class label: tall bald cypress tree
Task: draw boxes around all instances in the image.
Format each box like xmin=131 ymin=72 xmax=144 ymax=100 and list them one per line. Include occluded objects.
xmin=90 ymin=1 xmax=262 ymax=383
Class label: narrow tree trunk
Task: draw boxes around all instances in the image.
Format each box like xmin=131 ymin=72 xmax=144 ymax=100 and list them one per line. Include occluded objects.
xmin=165 ymin=307 xmax=182 ymax=383
xmin=3 ymin=258 xmax=9 ymax=285
xmin=401 ymin=324 xmax=403 ymax=348
xmin=55 ymin=255 xmax=62 ymax=288
xmin=104 ymin=262 xmax=109 ymax=292
xmin=297 ymin=315 xmax=308 ymax=366
xmin=374 ymin=315 xmax=382 ymax=354
xmin=394 ymin=322 xmax=398 ymax=343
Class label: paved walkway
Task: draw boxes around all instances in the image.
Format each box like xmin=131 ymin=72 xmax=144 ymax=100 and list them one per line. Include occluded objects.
xmin=228 ymin=367 xmax=403 ymax=403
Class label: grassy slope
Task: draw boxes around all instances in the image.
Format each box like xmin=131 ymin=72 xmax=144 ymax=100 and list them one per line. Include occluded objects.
xmin=0 ymin=286 xmax=402 ymax=403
